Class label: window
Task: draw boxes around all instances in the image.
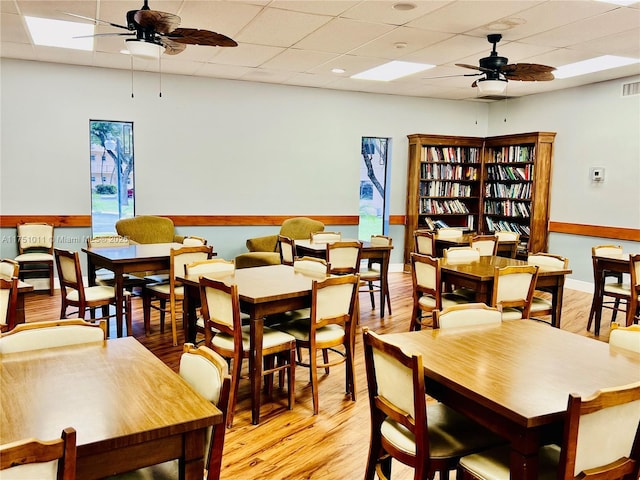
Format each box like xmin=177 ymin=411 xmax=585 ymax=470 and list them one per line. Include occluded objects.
xmin=359 ymin=137 xmax=391 ymax=239
xmin=90 ymin=120 xmax=135 ymax=235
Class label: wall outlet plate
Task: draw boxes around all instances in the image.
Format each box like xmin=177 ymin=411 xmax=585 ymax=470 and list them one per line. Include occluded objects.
xmin=590 ymin=167 xmax=605 ymax=182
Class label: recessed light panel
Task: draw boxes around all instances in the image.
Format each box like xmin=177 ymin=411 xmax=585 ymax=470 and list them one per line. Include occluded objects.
xmin=554 ymin=55 xmax=640 ymax=79
xmin=351 ymin=61 xmax=435 ymax=81
xmin=25 ymin=16 xmax=94 ymax=51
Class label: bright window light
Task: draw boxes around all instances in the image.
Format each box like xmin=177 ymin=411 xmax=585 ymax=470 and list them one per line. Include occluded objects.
xmin=25 ymin=16 xmax=94 ymax=51
xmin=351 ymin=61 xmax=434 ymax=81
xmin=554 ymin=55 xmax=640 ymax=79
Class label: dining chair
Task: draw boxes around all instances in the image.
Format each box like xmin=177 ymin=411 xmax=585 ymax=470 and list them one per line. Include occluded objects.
xmin=326 ymin=241 xmax=362 ymax=275
xmin=433 ymin=303 xmax=502 ymax=329
xmin=491 ymin=265 xmax=539 ymax=320
xmin=310 ymin=231 xmax=342 ymax=243
xmin=494 ymin=230 xmax=520 ymax=258
xmin=457 ymin=382 xmax=640 ymax=480
xmin=200 ymin=276 xmax=296 ymax=427
xmin=527 ymin=252 xmax=569 ymax=326
xmin=278 ymin=235 xmax=296 ymax=266
xmin=293 ymin=256 xmax=331 ymax=277
xmin=86 ymin=235 xmax=148 ymax=292
xmin=470 ymin=235 xmax=498 ymax=256
xmin=108 ymin=343 xmax=232 ymax=480
xmin=359 ymin=235 xmax=392 ymax=314
xmin=414 ymin=230 xmax=435 ymax=256
xmin=409 ymin=253 xmax=470 ymax=331
xmin=55 ymin=248 xmax=132 ymax=336
xmin=609 ymin=322 xmax=640 ymax=353
xmin=182 ymin=235 xmax=208 ymax=246
xmin=628 ymin=253 xmax=640 ymax=327
xmin=0 ymin=277 xmax=19 ymax=333
xmin=587 ymin=245 xmax=628 ymax=332
xmin=0 ymin=258 xmax=20 ymax=278
xmin=273 ymin=274 xmax=359 ymax=415
xmin=0 ymin=427 xmax=77 ymax=480
xmin=143 ymin=245 xmax=213 ymax=346
xmin=15 ymin=222 xmax=55 ymax=295
xmin=0 ymin=318 xmax=106 ymax=354
xmin=436 ymin=227 xmax=463 ymax=240
xmin=184 ymin=258 xmax=236 ymax=341
xmin=362 ymin=328 xmax=506 ymax=480
xmin=442 ymin=247 xmax=481 ymax=300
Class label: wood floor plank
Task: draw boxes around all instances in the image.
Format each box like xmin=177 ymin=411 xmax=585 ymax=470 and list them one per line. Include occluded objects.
xmin=21 ymin=271 xmax=613 ymax=480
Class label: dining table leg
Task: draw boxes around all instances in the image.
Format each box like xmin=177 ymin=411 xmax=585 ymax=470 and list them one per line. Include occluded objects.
xmin=249 ymin=314 xmax=264 ymax=425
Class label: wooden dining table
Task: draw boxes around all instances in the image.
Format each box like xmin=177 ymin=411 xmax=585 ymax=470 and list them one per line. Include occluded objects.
xmin=434 ymin=232 xmax=518 ymax=258
xmin=440 ymin=255 xmax=572 ymax=327
xmin=178 ymin=264 xmax=318 ymax=425
xmin=295 ymin=238 xmax=393 ymax=317
xmin=588 ymin=252 xmax=631 ymax=336
xmin=0 ymin=275 xmax=34 ymax=326
xmin=383 ymin=320 xmax=640 ymax=480
xmin=0 ymin=336 xmax=222 ymax=480
xmin=82 ymin=242 xmax=185 ymax=337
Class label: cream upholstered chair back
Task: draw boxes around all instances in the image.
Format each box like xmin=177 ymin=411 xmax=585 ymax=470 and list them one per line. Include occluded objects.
xmin=182 ymin=235 xmax=207 ymax=246
xmin=492 ymin=265 xmax=539 ymax=320
xmin=592 ymin=244 xmax=623 ymax=257
xmin=609 ymin=323 xmax=640 ymax=353
xmin=200 ymin=278 xmax=240 ymax=334
xmin=414 ymin=230 xmax=435 ymax=255
xmin=370 ymin=235 xmax=392 ymax=248
xmin=0 ymin=427 xmax=76 ymax=480
xmin=470 ymin=235 xmax=498 ymax=256
xmin=564 ymin=383 xmax=640 ymax=477
xmin=293 ymin=256 xmax=330 ymax=277
xmin=327 ymin=241 xmax=362 ymax=275
xmin=527 ymin=252 xmax=569 ymax=269
xmin=310 ymin=231 xmax=342 ymax=243
xmin=313 ymin=274 xmax=358 ymax=328
xmin=278 ymin=235 xmax=296 ymax=266
xmin=0 ymin=277 xmax=18 ymax=331
xmin=16 ymin=223 xmax=54 ymax=253
xmin=433 ymin=303 xmax=502 ymax=329
xmin=364 ymin=329 xmax=418 ymax=424
xmin=443 ymin=246 xmax=480 ymax=264
xmin=0 ymin=319 xmax=106 ymax=354
xmin=0 ymin=259 xmax=20 ymax=278
xmin=55 ymin=249 xmax=83 ymax=294
xmin=436 ymin=227 xmax=463 ymax=239
xmin=171 ymin=246 xmax=213 ymax=281
xmin=412 ymin=253 xmax=438 ymax=292
xmin=185 ymin=258 xmax=235 ymax=278
xmin=495 ymin=230 xmax=519 ymax=242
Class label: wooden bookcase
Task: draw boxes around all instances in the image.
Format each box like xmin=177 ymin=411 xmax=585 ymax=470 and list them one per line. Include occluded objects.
xmin=404 ymin=132 xmax=555 ymax=266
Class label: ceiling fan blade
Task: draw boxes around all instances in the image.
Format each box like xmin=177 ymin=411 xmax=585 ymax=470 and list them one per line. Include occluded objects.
xmin=160 ymin=38 xmax=187 ymax=55
xmin=424 ymin=73 xmax=483 ymax=80
xmin=134 ymin=10 xmax=181 ymax=34
xmin=455 ymin=63 xmax=494 ymax=74
xmin=63 ymin=12 xmax=130 ymax=31
xmin=166 ymin=28 xmax=238 ymax=47
xmin=73 ymin=33 xmax=135 ymax=39
xmin=500 ymin=63 xmax=555 ymax=81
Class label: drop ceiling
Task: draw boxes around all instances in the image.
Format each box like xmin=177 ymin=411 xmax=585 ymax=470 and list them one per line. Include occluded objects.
xmin=1 ymin=0 xmax=639 ymax=101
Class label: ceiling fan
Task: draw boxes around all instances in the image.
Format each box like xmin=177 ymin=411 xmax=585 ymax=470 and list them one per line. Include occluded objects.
xmin=455 ymin=34 xmax=555 ymax=94
xmin=67 ymin=0 xmax=237 ymax=58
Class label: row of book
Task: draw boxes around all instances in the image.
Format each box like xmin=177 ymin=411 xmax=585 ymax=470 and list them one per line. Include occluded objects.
xmin=484 ymin=200 xmax=531 ymax=218
xmin=420 ymin=181 xmax=475 ymax=197
xmin=423 ymin=216 xmax=475 ymax=231
xmin=421 ymin=163 xmax=478 ymax=180
xmin=485 ymin=218 xmax=531 ymax=236
xmin=485 ymin=164 xmax=534 ymax=181
xmin=486 ymin=145 xmax=535 ymax=163
xmin=423 ymin=146 xmax=481 ymax=164
xmin=484 ymin=182 xmax=532 ymax=199
xmin=420 ymin=198 xmax=471 ymax=215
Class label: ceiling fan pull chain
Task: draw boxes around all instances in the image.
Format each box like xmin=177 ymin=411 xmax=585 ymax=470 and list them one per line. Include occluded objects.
xmin=159 ymin=54 xmax=162 ymax=98
xmin=131 ymin=56 xmax=135 ymax=98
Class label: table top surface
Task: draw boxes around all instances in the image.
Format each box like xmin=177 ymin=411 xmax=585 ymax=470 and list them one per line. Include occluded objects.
xmin=82 ymin=242 xmax=185 ymax=262
xmin=295 ymin=239 xmax=393 ymax=252
xmin=383 ymin=320 xmax=640 ymax=428
xmin=1 ymin=337 xmax=221 ymax=455
xmin=180 ymin=264 xmax=319 ymax=304
xmin=440 ymin=255 xmax=572 ymax=280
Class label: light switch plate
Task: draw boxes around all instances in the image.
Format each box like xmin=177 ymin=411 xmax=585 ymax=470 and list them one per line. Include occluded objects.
xmin=590 ymin=167 xmax=605 ymax=182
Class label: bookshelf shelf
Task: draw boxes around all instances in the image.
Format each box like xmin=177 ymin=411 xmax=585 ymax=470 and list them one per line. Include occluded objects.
xmin=404 ymin=132 xmax=555 ymax=266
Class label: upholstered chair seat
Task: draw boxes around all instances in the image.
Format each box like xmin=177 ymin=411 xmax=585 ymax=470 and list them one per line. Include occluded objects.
xmin=211 ymin=325 xmax=295 ymax=351
xmin=459 ymin=444 xmax=560 ymax=480
xmin=66 ymin=285 xmax=130 ymax=303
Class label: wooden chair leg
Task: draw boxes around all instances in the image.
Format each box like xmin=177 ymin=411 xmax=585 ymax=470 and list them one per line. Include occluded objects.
xmin=124 ymin=296 xmax=132 ymax=337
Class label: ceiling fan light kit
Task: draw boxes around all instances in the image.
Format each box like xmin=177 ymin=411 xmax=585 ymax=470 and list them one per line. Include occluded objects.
xmin=476 ymin=78 xmax=508 ymax=95
xmin=125 ymin=39 xmax=165 ymax=59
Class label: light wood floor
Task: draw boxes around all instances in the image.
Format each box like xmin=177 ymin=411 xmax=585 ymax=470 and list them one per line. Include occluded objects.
xmin=22 ymin=272 xmax=616 ymax=480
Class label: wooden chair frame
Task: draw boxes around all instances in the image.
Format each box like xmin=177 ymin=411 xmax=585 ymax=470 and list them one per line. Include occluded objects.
xmin=527 ymin=252 xmax=570 ymax=325
xmin=15 ymin=222 xmax=55 ymax=296
xmin=433 ymin=303 xmax=502 ymax=329
xmin=491 ymin=265 xmax=539 ymax=320
xmin=278 ymin=235 xmax=296 ymax=266
xmin=494 ymin=230 xmax=520 ymax=258
xmin=0 ymin=258 xmax=20 ymax=278
xmin=0 ymin=427 xmax=77 ymax=480
xmin=326 ymin=241 xmax=362 ymax=275
xmin=200 ymin=277 xmax=295 ymax=427
xmin=470 ymin=235 xmax=499 ymax=257
xmin=588 ymin=245 xmax=628 ymax=331
xmin=0 ymin=277 xmax=19 ymax=333
xmin=55 ymin=248 xmax=131 ymax=336
xmin=629 ymin=253 xmax=640 ymax=326
xmin=414 ymin=230 xmax=435 ymax=256
xmin=359 ymin=235 xmax=392 ymax=315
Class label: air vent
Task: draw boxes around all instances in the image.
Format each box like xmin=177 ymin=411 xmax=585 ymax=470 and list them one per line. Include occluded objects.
xmin=622 ymin=81 xmax=640 ymax=97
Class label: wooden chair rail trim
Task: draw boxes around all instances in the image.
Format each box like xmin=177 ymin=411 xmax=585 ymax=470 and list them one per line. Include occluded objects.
xmin=549 ymin=222 xmax=640 ymax=242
